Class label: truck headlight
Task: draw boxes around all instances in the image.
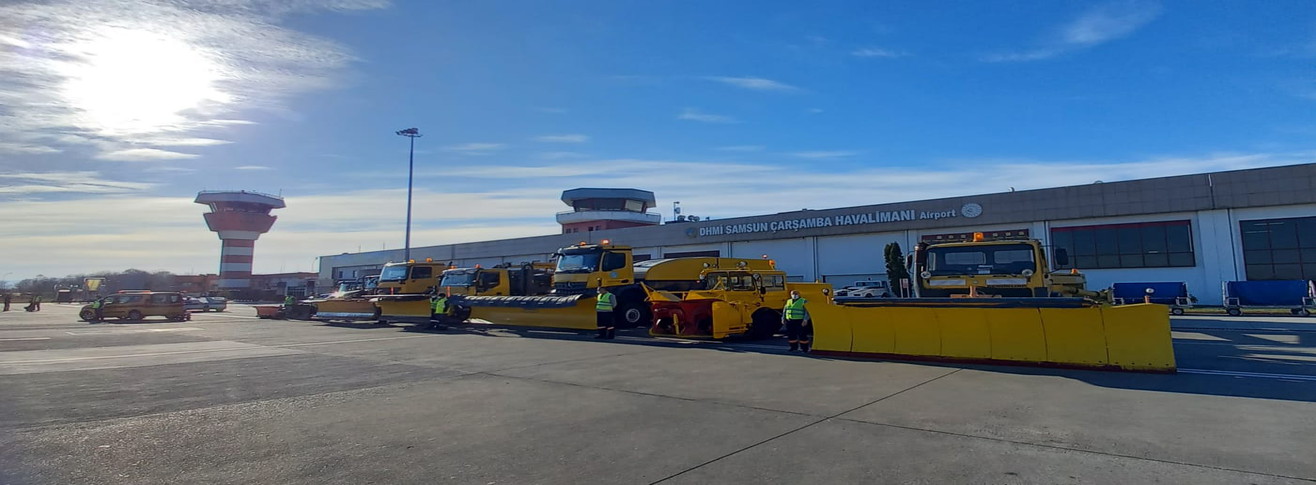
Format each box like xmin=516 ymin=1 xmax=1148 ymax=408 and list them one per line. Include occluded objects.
xmin=1021 ymin=269 xmax=1034 ymax=277
xmin=920 ymin=271 xmax=932 ymax=279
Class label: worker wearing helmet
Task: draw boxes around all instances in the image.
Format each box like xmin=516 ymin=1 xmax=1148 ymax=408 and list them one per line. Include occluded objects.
xmin=595 ymin=286 xmax=616 ymax=339
xmin=429 ymin=293 xmax=450 ymax=330
xmin=782 ymin=290 xmax=811 ymax=352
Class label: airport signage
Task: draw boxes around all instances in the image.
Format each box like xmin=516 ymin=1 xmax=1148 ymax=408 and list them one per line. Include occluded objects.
xmin=688 ymin=203 xmax=983 ymax=238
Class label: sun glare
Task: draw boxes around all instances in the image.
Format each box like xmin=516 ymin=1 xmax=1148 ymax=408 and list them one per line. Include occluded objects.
xmin=58 ymin=28 xmax=231 ymax=135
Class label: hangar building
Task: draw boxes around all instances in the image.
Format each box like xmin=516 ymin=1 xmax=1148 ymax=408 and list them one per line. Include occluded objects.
xmin=318 ymin=163 xmax=1316 ymax=305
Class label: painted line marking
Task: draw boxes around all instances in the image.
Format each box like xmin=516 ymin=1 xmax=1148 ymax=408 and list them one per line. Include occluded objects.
xmin=277 ymin=335 xmax=435 ymax=347
xmin=199 ymin=313 xmax=261 ymax=320
xmin=65 ymin=327 xmax=203 ymax=335
xmin=1178 ymin=368 xmax=1316 ymax=382
xmin=4 ymin=346 xmax=283 ymax=364
xmin=0 ymin=337 xmax=52 ymax=341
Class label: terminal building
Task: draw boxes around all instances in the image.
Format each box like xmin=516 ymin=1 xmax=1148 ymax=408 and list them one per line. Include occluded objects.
xmin=318 ymin=163 xmax=1316 ymax=305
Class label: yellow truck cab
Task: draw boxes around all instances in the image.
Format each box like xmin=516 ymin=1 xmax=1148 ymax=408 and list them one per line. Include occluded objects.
xmin=912 ymin=236 xmax=1091 ymax=298
xmin=80 ymin=291 xmax=189 ymax=322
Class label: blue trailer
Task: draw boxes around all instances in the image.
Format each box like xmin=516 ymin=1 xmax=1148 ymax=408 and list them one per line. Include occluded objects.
xmin=1221 ymin=280 xmax=1316 ymax=316
xmin=1112 ymin=282 xmax=1194 ymax=315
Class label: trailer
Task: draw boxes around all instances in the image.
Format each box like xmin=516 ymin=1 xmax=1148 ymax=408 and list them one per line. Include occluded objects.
xmin=1112 ymin=282 xmax=1194 ymax=315
xmin=1221 ymin=280 xmax=1316 ymax=316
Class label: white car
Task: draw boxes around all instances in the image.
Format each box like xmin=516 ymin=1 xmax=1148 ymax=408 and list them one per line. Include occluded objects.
xmin=185 ymin=296 xmax=228 ymax=312
xmin=835 ymin=280 xmax=892 ymax=297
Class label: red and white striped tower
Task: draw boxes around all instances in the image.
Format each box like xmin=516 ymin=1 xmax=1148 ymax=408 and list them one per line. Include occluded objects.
xmin=194 ymin=191 xmax=286 ymax=289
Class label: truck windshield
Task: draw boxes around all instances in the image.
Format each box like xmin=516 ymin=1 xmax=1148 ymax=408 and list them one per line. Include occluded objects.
xmin=556 ymin=251 xmax=601 ymax=273
xmin=379 ymin=264 xmax=409 ymax=282
xmin=439 ymin=271 xmax=475 ymax=287
xmin=928 ymin=245 xmax=1035 ymax=276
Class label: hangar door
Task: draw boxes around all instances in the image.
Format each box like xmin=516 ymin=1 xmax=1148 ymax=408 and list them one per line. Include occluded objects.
xmin=816 ymin=233 xmax=906 ymax=287
xmin=730 ymin=239 xmax=812 ymax=280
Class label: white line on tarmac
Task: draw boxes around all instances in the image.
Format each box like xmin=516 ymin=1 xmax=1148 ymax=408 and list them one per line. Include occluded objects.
xmin=199 ymin=313 xmax=261 ymax=320
xmin=4 ymin=346 xmax=281 ymax=364
xmin=1178 ymin=368 xmax=1316 ymax=382
xmin=0 ymin=337 xmax=51 ymax=341
xmin=65 ymin=327 xmax=202 ymax=335
xmin=276 ymin=335 xmax=435 ymax=347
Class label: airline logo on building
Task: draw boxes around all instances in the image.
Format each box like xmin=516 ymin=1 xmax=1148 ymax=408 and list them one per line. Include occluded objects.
xmin=689 ymin=203 xmax=982 ymax=238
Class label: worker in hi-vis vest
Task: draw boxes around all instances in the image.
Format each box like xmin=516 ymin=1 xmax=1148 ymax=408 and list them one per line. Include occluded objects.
xmin=429 ymin=293 xmax=451 ymax=330
xmin=594 ymin=286 xmax=616 ymax=340
xmin=782 ymin=290 xmax=811 ymax=352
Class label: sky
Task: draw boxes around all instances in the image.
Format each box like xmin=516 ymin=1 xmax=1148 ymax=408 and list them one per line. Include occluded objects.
xmin=1 ymin=0 xmax=1314 ymax=283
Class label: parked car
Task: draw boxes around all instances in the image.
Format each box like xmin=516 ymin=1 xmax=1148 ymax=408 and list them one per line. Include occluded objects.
xmin=80 ymin=291 xmax=188 ymax=322
xmin=835 ymin=280 xmax=892 ymax=297
xmin=185 ymin=296 xmax=228 ymax=312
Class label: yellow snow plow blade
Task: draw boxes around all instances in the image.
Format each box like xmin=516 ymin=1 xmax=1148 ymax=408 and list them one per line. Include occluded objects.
xmin=457 ymin=294 xmax=600 ymax=330
xmin=309 ymin=298 xmax=379 ymax=321
xmin=812 ymin=299 xmax=1174 ymax=372
xmin=373 ymin=294 xmax=432 ymax=325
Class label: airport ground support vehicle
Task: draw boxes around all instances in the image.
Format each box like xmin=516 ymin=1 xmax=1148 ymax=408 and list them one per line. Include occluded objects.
xmin=647 ymin=270 xmax=832 ymax=339
xmin=371 ymin=259 xmax=450 ymax=325
xmin=455 ymin=243 xmax=781 ymax=331
xmin=80 ymin=291 xmax=190 ymax=322
xmin=437 ymin=263 xmax=554 ymax=321
xmin=834 ymin=280 xmax=891 ymax=297
xmin=373 ymin=259 xmax=556 ymax=325
xmin=809 ymin=233 xmax=1172 ymax=372
xmin=909 ymin=236 xmax=1100 ymax=299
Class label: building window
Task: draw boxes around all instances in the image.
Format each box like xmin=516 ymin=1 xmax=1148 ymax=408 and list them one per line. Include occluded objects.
xmin=1240 ymin=216 xmax=1316 ymax=280
xmin=1051 ymin=220 xmax=1195 ymax=269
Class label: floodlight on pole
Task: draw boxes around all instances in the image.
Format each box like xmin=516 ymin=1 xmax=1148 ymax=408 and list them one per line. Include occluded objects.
xmin=395 ymin=127 xmax=422 ymax=262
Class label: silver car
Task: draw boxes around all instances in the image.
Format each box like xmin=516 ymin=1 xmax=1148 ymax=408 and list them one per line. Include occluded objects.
xmin=185 ymin=296 xmax=228 ymax=312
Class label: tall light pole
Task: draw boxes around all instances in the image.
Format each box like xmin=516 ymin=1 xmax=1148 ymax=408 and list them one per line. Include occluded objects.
xmin=395 ymin=127 xmax=422 ymax=262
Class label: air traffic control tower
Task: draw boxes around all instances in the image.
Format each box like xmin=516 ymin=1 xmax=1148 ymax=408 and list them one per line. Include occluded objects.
xmin=557 ymin=188 xmax=660 ymax=234
xmin=195 ymin=190 xmax=286 ymax=289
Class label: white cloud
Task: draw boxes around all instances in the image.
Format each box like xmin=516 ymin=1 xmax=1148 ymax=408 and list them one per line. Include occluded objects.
xmin=791 ymin=150 xmax=859 ymax=159
xmin=716 ymin=145 xmax=765 ymax=152
xmin=2 ymin=151 xmax=1309 ymax=281
xmin=532 ymin=134 xmax=590 ymax=143
xmin=678 ymin=108 xmax=738 ymax=124
xmin=0 ymin=171 xmax=155 ymax=197
xmin=235 ymin=165 xmax=273 ymax=170
xmin=704 ymin=76 xmax=799 ymax=92
xmin=445 ymin=143 xmax=506 ymax=153
xmin=538 ymin=151 xmax=587 ymax=160
xmin=851 ymin=47 xmax=908 ymax=58
xmin=0 ymin=0 xmax=382 ymax=160
xmin=982 ymin=1 xmax=1162 ymax=62
xmin=95 ymin=148 xmax=200 ymax=161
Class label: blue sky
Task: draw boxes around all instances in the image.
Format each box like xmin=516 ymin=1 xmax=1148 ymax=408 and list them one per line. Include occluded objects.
xmin=1 ymin=0 xmax=1314 ymax=282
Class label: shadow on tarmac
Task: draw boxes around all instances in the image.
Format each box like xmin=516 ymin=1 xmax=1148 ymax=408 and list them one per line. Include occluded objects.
xmin=313 ymin=319 xmax=1316 ymax=403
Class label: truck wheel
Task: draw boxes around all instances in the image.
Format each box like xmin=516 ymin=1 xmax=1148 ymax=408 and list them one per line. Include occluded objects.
xmin=127 ymin=310 xmax=144 ymax=321
xmin=616 ymin=300 xmax=650 ymax=328
xmin=746 ymin=309 xmax=782 ymax=340
xmin=1226 ymin=308 xmax=1242 ymax=316
xmin=1170 ymin=308 xmax=1185 ymax=315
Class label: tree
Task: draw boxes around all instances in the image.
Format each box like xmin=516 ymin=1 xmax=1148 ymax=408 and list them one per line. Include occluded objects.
xmin=884 ymin=242 xmax=911 ymax=297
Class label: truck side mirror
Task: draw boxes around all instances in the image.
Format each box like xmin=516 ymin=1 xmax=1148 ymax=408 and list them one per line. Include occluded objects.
xmin=1053 ymin=248 xmax=1069 ymax=267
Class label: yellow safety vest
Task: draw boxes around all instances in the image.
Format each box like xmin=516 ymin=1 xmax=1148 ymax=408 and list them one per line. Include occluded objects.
xmin=432 ymin=297 xmax=448 ymax=314
xmin=284 ymin=296 xmax=295 ymax=305
xmin=91 ymin=300 xmax=103 ymax=309
xmin=595 ymin=292 xmax=615 ymax=312
xmin=784 ymin=298 xmax=808 ymax=320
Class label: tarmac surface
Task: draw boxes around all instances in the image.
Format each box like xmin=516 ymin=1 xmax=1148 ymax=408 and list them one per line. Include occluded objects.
xmin=1 ymin=303 xmax=1314 ymax=484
